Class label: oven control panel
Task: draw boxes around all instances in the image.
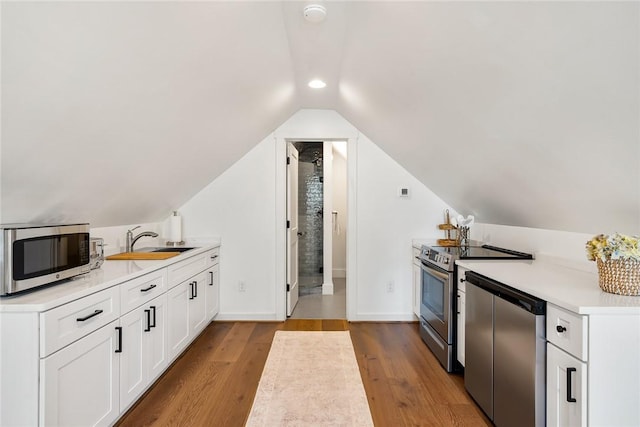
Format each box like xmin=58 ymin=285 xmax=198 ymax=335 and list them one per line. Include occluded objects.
xmin=420 ymin=246 xmax=454 ymax=272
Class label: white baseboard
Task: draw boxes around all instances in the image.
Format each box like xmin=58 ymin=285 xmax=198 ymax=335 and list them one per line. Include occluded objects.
xmin=215 ymin=312 xmax=281 ymax=321
xmin=332 ymin=268 xmax=346 ymax=278
xmin=322 ymin=281 xmax=334 ymax=295
xmin=352 ymin=312 xmax=416 ymax=322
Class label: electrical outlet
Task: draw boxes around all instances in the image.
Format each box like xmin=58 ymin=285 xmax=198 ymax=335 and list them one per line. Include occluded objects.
xmin=387 ymin=281 xmax=394 ymax=293
xmin=238 ymin=281 xmax=246 ymax=292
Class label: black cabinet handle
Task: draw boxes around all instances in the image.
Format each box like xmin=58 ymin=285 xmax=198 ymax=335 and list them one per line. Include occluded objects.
xmin=566 ymin=367 xmax=577 ymax=403
xmin=556 ymin=325 xmax=567 ymax=333
xmin=115 ymin=326 xmax=122 ymax=353
xmin=150 ymin=305 xmax=156 ymax=328
xmin=460 ymin=278 xmax=466 ymax=283
xmin=140 ymin=284 xmax=157 ymax=292
xmin=209 ymin=271 xmax=214 ymax=286
xmin=77 ymin=309 xmax=103 ymax=322
xmin=189 ymin=282 xmax=195 ymax=300
xmin=194 ymin=281 xmax=198 ymax=298
xmin=211 ymin=254 xmax=218 ymax=260
xmin=144 ymin=309 xmax=151 ymax=332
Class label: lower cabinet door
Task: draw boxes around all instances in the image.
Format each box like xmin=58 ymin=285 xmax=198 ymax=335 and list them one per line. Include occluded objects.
xmin=547 ymin=343 xmax=587 ymax=427
xmin=120 ymin=294 xmax=170 ymax=412
xmin=40 ymin=321 xmax=120 ymax=427
xmin=412 ymin=263 xmax=421 ymax=317
xmin=119 ymin=308 xmax=146 ymax=411
xmin=205 ymin=264 xmax=220 ymax=321
xmin=167 ymin=283 xmax=191 ymax=361
xmin=190 ymin=271 xmax=208 ymax=334
xmin=456 ymin=290 xmax=466 ymax=367
xmin=147 ymin=294 xmax=169 ymax=382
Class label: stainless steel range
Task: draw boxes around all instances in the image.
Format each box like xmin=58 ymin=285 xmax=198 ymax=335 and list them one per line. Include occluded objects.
xmin=418 ymin=244 xmax=533 ymax=372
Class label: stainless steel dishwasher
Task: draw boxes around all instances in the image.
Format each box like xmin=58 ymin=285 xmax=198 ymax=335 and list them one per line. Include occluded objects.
xmin=464 ymin=271 xmax=546 ymax=427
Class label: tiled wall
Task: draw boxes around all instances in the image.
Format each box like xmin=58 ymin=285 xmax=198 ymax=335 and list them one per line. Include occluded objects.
xmin=296 ymin=142 xmax=323 ymax=277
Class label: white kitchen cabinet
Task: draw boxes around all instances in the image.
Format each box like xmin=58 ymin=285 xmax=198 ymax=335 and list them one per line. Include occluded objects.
xmin=167 ymin=281 xmax=190 ymax=361
xmin=167 ymin=271 xmax=207 ymax=361
xmin=547 ymin=344 xmax=587 ymax=427
xmin=0 ymin=245 xmax=221 ymax=426
xmin=205 ymin=247 xmax=220 ymax=321
xmin=40 ymin=286 xmax=120 ymax=358
xmin=119 ymin=293 xmax=168 ymax=411
xmin=190 ymin=271 xmax=208 ymax=334
xmin=412 ymin=247 xmax=421 ymax=317
xmin=547 ymin=304 xmax=588 ymax=427
xmin=456 ymin=266 xmax=468 ymax=367
xmin=40 ymin=321 xmax=120 ymax=427
xmin=206 ymin=263 xmax=220 ymax=321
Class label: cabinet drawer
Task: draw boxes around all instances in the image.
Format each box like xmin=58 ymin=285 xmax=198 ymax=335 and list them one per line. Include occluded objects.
xmin=40 ymin=287 xmax=120 ymax=358
xmin=547 ymin=304 xmax=588 ymax=361
xmin=167 ymin=252 xmax=208 ymax=289
xmin=206 ymin=247 xmax=220 ymax=268
xmin=457 ymin=266 xmax=469 ymax=293
xmin=120 ymin=269 xmax=167 ymax=314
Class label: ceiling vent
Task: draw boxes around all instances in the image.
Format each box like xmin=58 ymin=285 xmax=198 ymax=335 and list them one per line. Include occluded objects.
xmin=303 ymin=4 xmax=327 ymax=23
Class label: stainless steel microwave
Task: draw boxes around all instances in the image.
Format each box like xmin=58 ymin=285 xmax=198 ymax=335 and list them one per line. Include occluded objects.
xmin=0 ymin=223 xmax=91 ymax=296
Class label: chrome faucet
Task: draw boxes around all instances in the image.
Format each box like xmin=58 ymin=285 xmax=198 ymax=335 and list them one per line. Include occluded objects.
xmin=126 ymin=226 xmax=159 ymax=252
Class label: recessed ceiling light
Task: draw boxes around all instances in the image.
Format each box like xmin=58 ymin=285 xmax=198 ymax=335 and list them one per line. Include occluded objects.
xmin=308 ymin=79 xmax=327 ymax=89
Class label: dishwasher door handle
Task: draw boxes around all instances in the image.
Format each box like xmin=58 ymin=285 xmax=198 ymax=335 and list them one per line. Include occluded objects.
xmin=566 ymin=367 xmax=577 ymax=403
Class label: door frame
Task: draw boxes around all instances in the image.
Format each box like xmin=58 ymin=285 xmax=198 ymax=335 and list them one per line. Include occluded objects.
xmin=275 ymin=135 xmax=357 ymax=321
xmin=286 ymin=142 xmax=299 ymax=316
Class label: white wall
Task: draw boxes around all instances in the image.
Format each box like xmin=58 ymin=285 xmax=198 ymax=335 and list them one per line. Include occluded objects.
xmin=179 ymin=135 xmax=278 ymax=320
xmin=475 ymin=223 xmax=596 ymax=272
xmin=90 ymin=222 xmax=163 ymax=256
xmin=354 ymin=133 xmax=453 ymax=320
xmin=179 ymin=109 xmax=452 ymax=320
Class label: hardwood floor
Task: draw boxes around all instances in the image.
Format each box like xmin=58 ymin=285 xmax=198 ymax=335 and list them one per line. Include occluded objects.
xmin=116 ymin=320 xmax=490 ymax=427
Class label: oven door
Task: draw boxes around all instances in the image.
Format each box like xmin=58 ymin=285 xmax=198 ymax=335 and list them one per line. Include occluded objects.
xmin=420 ymin=261 xmax=453 ymax=342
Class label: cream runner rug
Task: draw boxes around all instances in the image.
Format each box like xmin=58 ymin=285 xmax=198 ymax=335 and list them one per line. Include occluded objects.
xmin=246 ymin=331 xmax=374 ymax=426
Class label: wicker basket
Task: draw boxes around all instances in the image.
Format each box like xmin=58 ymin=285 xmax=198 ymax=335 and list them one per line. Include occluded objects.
xmin=596 ymin=258 xmax=640 ymax=296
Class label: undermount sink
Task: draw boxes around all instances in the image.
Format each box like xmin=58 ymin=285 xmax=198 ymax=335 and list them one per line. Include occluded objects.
xmin=152 ymin=247 xmax=196 ymax=253
xmin=135 ymin=246 xmax=197 ymax=253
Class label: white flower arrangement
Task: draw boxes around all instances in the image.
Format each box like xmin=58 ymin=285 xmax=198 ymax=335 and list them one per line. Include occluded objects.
xmin=586 ymin=233 xmax=640 ymax=262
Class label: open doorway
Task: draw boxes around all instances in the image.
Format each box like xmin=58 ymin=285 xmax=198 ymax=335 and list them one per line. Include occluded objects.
xmin=288 ymin=140 xmax=347 ymax=319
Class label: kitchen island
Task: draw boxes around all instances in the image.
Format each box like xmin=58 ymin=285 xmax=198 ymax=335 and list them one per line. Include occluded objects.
xmin=457 ymin=256 xmax=640 ymax=427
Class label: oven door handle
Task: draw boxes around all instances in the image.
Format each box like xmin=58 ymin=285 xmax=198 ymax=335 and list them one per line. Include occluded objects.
xmin=420 ymin=262 xmax=449 ymax=281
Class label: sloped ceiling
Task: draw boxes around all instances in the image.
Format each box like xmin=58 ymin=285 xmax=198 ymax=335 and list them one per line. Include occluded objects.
xmin=2 ymin=1 xmax=639 ymax=233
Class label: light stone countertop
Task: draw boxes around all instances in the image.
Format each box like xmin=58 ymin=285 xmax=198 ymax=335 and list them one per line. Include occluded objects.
xmin=456 ymin=256 xmax=640 ymax=315
xmin=0 ymin=244 xmax=220 ymax=313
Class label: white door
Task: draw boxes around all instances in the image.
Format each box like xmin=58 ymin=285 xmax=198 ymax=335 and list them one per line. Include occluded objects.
xmin=119 ymin=307 xmax=146 ymax=410
xmin=147 ymin=294 xmax=169 ymax=382
xmin=167 ymin=283 xmax=190 ymax=361
xmin=286 ymin=142 xmax=300 ymax=316
xmin=190 ymin=271 xmax=208 ymax=334
xmin=206 ymin=264 xmax=220 ymax=320
xmin=40 ymin=321 xmax=120 ymax=427
xmin=547 ymin=344 xmax=587 ymax=427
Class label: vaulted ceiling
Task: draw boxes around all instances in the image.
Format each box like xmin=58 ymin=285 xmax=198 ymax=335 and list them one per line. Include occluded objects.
xmin=2 ymin=1 xmax=638 ymax=234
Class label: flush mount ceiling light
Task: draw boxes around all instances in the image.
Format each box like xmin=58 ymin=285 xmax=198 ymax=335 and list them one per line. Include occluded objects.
xmin=308 ymin=79 xmax=327 ymax=89
xmin=303 ymin=4 xmax=327 ymax=23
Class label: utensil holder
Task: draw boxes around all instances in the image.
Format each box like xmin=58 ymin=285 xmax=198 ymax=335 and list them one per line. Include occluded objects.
xmin=458 ymin=226 xmax=470 ymax=247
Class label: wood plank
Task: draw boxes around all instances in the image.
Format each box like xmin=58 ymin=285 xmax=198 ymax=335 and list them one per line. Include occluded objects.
xmin=116 ymin=321 xmax=491 ymax=427
xmin=105 ymin=252 xmax=180 ymax=260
